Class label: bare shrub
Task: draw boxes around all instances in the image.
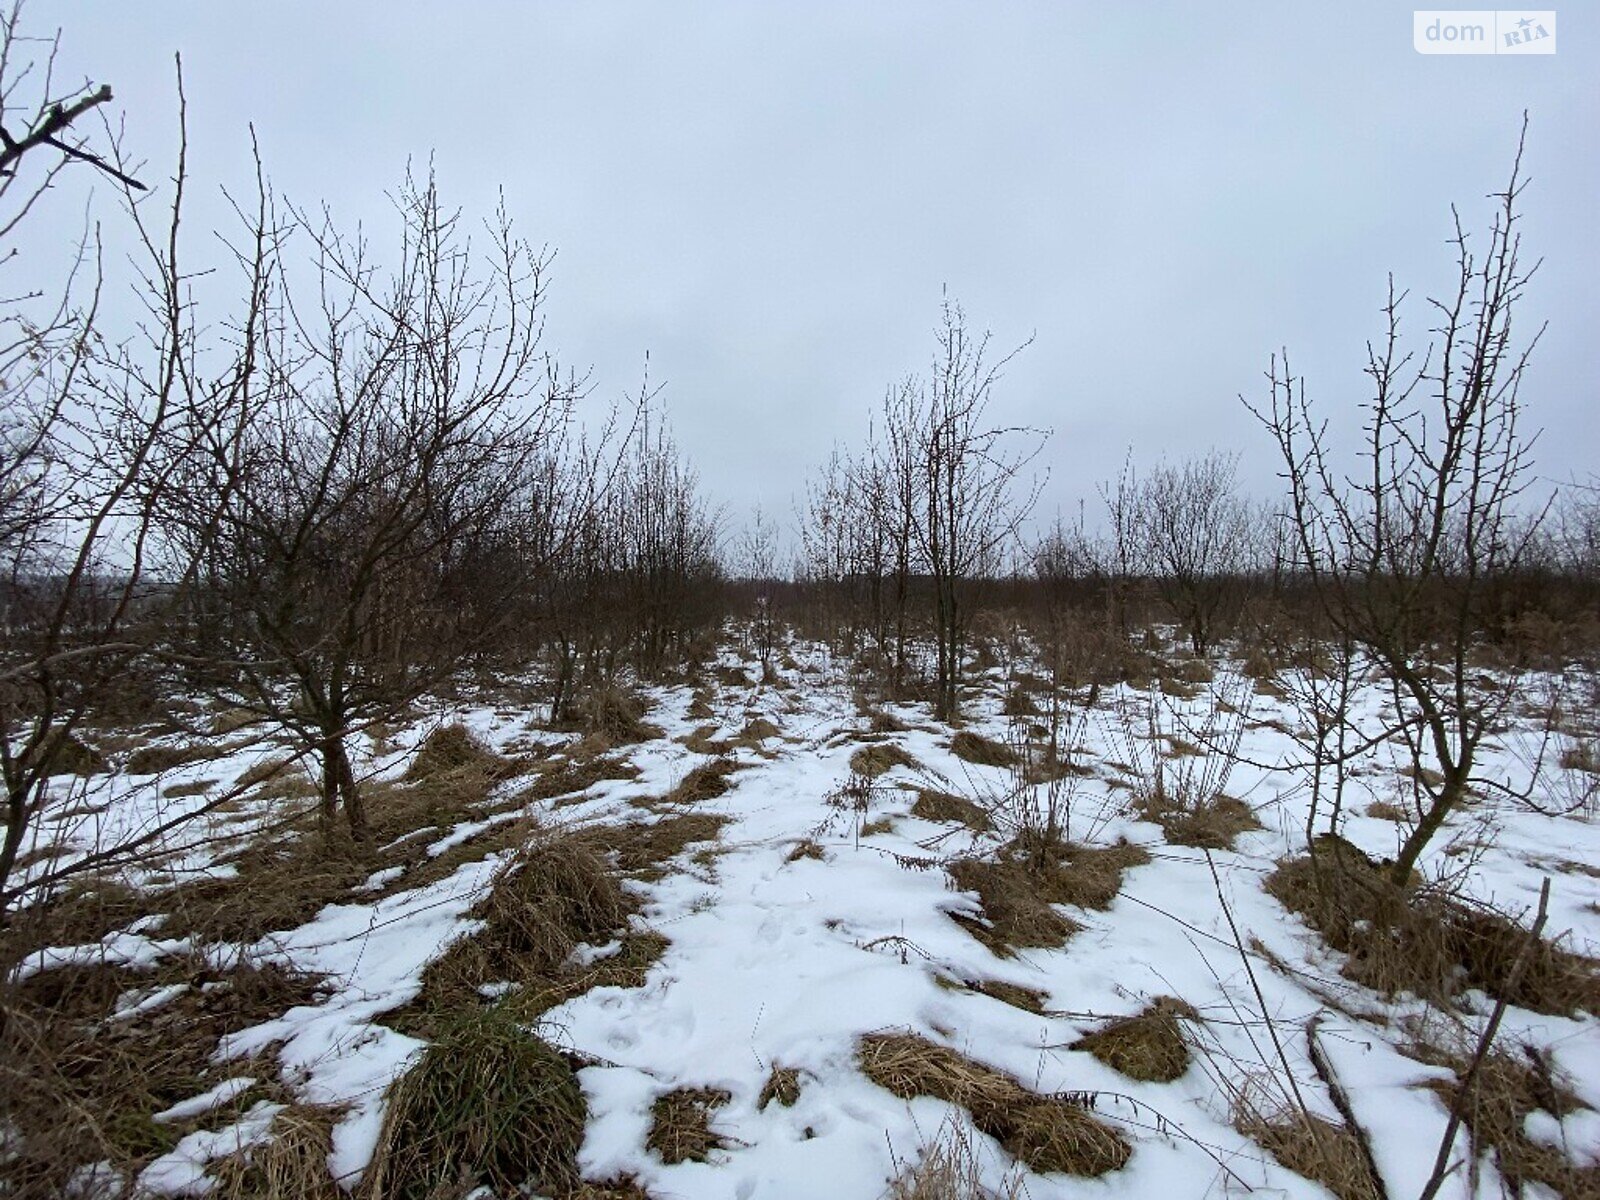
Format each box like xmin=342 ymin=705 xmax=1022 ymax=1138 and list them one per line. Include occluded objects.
xmin=1249 ymin=125 xmax=1553 ymax=883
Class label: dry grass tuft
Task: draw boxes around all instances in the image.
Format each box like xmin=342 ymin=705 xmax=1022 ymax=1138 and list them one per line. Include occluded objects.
xmin=1364 ymin=800 xmax=1407 ymax=822
xmin=1007 ymin=830 xmax=1151 ymax=910
xmin=911 ymin=789 xmax=992 ymax=832
xmin=666 ymin=757 xmax=741 ymax=805
xmin=1070 ymin=998 xmax=1196 ymax=1083
xmin=758 ymin=1066 xmax=803 ymax=1110
xmin=366 ymin=1007 xmax=585 ymax=1200
xmin=1169 ymin=657 xmax=1216 ymax=684
xmin=235 ymin=754 xmax=302 ymax=792
xmin=682 ymin=724 xmax=731 ymax=755
xmin=736 ymin=716 xmax=781 ymax=744
xmin=26 ymin=731 xmax=106 ymax=777
xmin=1267 ymin=843 xmax=1600 ymax=1016
xmin=571 ymin=686 xmax=664 ymax=745
xmin=211 ymin=1103 xmax=343 ymax=1200
xmin=210 ymin=707 xmax=259 ymax=736
xmin=865 ymin=708 xmax=912 ymax=734
xmin=1138 ymin=792 xmax=1260 ymax=850
xmin=1412 ymin=1042 xmax=1600 ymax=1199
xmin=646 ymin=1087 xmax=732 ymax=1164
xmin=1238 ymin=1109 xmax=1381 ymax=1200
xmin=785 ymin=839 xmax=825 ymax=863
xmin=126 ymin=741 xmax=223 ymax=775
xmin=946 ymin=856 xmax=1071 ymax=954
xmin=160 ymin=835 xmax=374 ymax=944
xmin=525 ymin=754 xmax=640 ymax=805
xmin=588 ymin=813 xmax=730 ymax=881
xmin=414 ymin=831 xmax=628 ymax=1018
xmin=1002 ymin=687 xmax=1040 ymax=717
xmin=1158 ymin=676 xmax=1200 ymax=700
xmin=886 ymin=1116 xmax=1024 ymax=1200
xmin=715 ymin=664 xmax=753 ymax=688
xmin=859 ymin=1033 xmax=1130 ymax=1176
xmin=404 ymin=723 xmax=509 ymax=783
xmin=947 ymin=857 xmax=1079 ymax=953
xmin=1240 ymin=646 xmax=1278 ymax=681
xmin=948 ymin=833 xmax=1148 ymax=955
xmin=570 ymin=1176 xmax=656 ymax=1199
xmin=686 ymin=688 xmax=716 ymax=720
xmin=0 ymin=955 xmax=322 ymax=1196
xmin=162 ymin=778 xmax=218 ymax=799
xmin=942 ymin=976 xmax=1048 ymax=1015
xmin=850 ymin=743 xmax=920 ymax=778
xmin=950 ymin=732 xmax=1016 ymax=769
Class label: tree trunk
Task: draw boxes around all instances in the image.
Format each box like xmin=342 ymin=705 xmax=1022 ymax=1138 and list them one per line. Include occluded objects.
xmin=336 ymin=739 xmax=366 ymax=840
xmin=1390 ymin=771 xmax=1465 ymax=885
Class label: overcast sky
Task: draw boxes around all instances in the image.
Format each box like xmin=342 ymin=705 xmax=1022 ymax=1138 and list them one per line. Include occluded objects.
xmin=28 ymin=2 xmax=1600 ymax=536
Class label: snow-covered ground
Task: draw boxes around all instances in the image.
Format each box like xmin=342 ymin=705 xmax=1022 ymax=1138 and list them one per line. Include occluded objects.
xmin=9 ymin=640 xmax=1600 ymax=1199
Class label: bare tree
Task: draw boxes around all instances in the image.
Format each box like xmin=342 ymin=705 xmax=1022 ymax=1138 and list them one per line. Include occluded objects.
xmin=1249 ymin=121 xmax=1547 ymax=884
xmin=738 ymin=504 xmax=781 ymax=677
xmin=0 ymin=25 xmax=201 ymax=910
xmin=1134 ymin=450 xmax=1252 ymax=656
xmin=0 ymin=2 xmax=146 ymax=229
xmin=914 ymin=296 xmax=1043 ymax=721
xmin=613 ymin=406 xmax=724 ymax=680
xmin=164 ymin=173 xmax=580 ymax=839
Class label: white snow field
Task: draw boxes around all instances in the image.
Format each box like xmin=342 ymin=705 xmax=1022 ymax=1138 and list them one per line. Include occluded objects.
xmin=7 ymin=640 xmax=1599 ymax=1199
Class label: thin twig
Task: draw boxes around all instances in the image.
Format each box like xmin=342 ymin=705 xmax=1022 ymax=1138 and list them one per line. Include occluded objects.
xmin=1417 ymin=876 xmax=1551 ymax=1200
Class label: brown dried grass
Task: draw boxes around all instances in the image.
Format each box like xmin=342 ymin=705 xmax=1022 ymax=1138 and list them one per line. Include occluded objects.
xmin=886 ymin=1116 xmax=1025 ymax=1200
xmin=1413 ymin=1042 xmax=1600 ymax=1199
xmin=0 ymin=956 xmax=321 ymax=1198
xmin=666 ymin=757 xmax=740 ymax=805
xmin=758 ymin=1066 xmax=803 ymax=1110
xmin=1238 ymin=1109 xmax=1381 ymax=1200
xmin=365 ymin=1007 xmax=585 ymax=1200
xmin=911 ymin=789 xmax=993 ymax=832
xmin=850 ymin=743 xmax=920 ymax=778
xmin=858 ymin=1032 xmax=1130 ymax=1176
xmin=211 ymin=1103 xmax=343 ymax=1200
xmin=949 ymin=732 xmax=1016 ymax=769
xmin=1138 ymin=793 xmax=1260 ymax=850
xmin=1267 ymin=842 xmax=1600 ymax=1016
xmin=404 ymin=724 xmax=510 ymax=783
xmin=646 ymin=1087 xmax=731 ymax=1164
xmin=571 ymin=686 xmax=663 ymax=745
xmin=586 ymin=813 xmax=730 ymax=881
xmin=126 ymin=742 xmax=224 ymax=775
xmin=1070 ymin=998 xmax=1196 ymax=1083
xmin=414 ymin=831 xmax=628 ymax=1017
